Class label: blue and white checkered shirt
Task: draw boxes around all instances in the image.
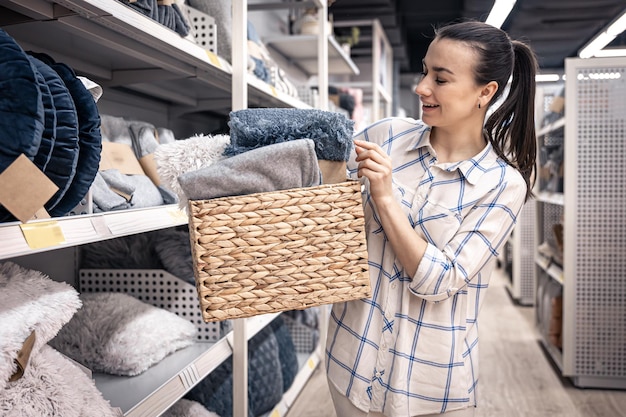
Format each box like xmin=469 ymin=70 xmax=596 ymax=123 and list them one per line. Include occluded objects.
xmin=326 ymin=117 xmax=527 ymax=416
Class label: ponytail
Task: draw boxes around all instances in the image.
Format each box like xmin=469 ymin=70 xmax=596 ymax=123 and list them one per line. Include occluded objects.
xmin=484 ymin=41 xmax=538 ymax=201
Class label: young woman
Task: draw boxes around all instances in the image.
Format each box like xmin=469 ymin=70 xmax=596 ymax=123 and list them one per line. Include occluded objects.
xmin=325 ymin=21 xmax=538 ymax=417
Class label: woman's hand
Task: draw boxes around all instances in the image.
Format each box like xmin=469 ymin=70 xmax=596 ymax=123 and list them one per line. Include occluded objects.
xmin=354 ymin=139 xmax=394 ymax=204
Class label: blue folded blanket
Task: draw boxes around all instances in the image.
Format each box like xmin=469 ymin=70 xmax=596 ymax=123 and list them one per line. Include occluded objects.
xmin=226 ymin=108 xmax=354 ymax=161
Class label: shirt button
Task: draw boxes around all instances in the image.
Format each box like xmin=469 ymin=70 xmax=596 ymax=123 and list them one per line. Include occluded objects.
xmin=391 ymin=283 xmax=398 ymax=290
xmin=375 ymin=371 xmax=381 ymax=378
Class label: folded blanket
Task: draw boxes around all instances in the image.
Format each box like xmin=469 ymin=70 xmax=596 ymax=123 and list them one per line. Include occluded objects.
xmin=154 ymin=134 xmax=230 ymax=207
xmin=100 ymin=169 xmax=165 ymax=209
xmin=226 ymin=108 xmax=354 ymax=161
xmin=91 ymin=171 xmax=131 ymax=212
xmin=178 ymin=138 xmax=320 ymax=201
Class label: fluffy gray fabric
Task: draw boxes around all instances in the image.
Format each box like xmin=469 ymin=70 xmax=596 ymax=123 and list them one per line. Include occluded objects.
xmin=99 ymin=169 xmax=166 ymax=209
xmin=226 ymin=108 xmax=355 ymax=161
xmin=154 ymin=134 xmax=230 ymax=208
xmin=100 ymin=114 xmax=159 ymax=158
xmin=162 ymin=399 xmax=220 ymax=417
xmin=0 ymin=262 xmax=81 ymax=387
xmin=50 ymin=292 xmax=197 ymax=376
xmin=178 ymin=138 xmax=320 ymax=201
xmin=91 ymin=171 xmax=131 ymax=211
xmin=80 ymin=231 xmax=163 ymax=270
xmin=0 ymin=344 xmax=118 ymax=417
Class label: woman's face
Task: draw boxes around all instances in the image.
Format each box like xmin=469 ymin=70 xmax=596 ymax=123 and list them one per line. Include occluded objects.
xmin=414 ymin=38 xmax=487 ymax=129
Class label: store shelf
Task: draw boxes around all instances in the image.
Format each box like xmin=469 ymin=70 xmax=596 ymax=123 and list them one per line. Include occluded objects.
xmin=537 ymin=116 xmax=565 ymax=137
xmin=536 ymin=191 xmax=564 ymax=206
xmin=265 ymin=34 xmax=360 ymax=76
xmin=95 ymin=313 xmax=280 ymax=417
xmin=0 ymin=0 xmax=311 ymax=113
xmin=538 ymin=334 xmax=564 ymax=372
xmin=0 ymin=205 xmax=188 ymax=260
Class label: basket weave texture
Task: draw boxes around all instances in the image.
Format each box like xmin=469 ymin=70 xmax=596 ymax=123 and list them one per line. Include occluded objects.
xmin=188 ymin=180 xmax=371 ymax=322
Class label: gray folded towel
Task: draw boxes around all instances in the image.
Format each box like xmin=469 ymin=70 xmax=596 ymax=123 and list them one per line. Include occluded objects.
xmin=91 ymin=172 xmax=130 ymax=212
xmin=99 ymin=169 xmax=165 ymax=209
xmin=226 ymin=108 xmax=355 ymax=161
xmin=178 ymin=138 xmax=320 ymax=201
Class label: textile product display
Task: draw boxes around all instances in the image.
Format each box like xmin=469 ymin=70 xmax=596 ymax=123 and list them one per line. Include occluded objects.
xmin=185 ymin=323 xmax=284 ymax=417
xmin=178 ymin=139 xmax=320 ymax=201
xmin=0 ymin=29 xmax=44 ymax=173
xmin=162 ymin=399 xmax=220 ymax=417
xmin=80 ymin=230 xmax=164 ymax=270
xmin=30 ymin=53 xmax=102 ymax=217
xmin=187 ymin=0 xmax=232 ymax=61
xmin=90 ymin=171 xmax=131 ymax=212
xmin=153 ymin=226 xmax=195 ymax=285
xmin=100 ymin=115 xmax=160 ymax=158
xmin=226 ymin=108 xmax=354 ymax=161
xmin=29 ymin=57 xmax=56 ymax=180
xmin=154 ymin=133 xmax=230 ymax=206
xmin=99 ymin=169 xmax=167 ymax=210
xmin=0 ymin=345 xmax=118 ymax=417
xmin=50 ymin=292 xmax=197 ymax=376
xmin=0 ymin=262 xmax=81 ymax=387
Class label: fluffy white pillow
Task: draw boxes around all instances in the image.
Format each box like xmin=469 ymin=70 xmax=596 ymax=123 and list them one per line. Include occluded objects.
xmin=162 ymin=398 xmax=221 ymax=417
xmin=0 ymin=345 xmax=119 ymax=417
xmin=50 ymin=292 xmax=197 ymax=376
xmin=0 ymin=262 xmax=81 ymax=387
xmin=154 ymin=134 xmax=230 ymax=208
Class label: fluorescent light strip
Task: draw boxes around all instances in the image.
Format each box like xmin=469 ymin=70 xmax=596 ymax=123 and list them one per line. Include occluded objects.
xmin=485 ymin=0 xmax=517 ymax=29
xmin=579 ymin=9 xmax=626 ymax=58
xmin=536 ymin=74 xmax=561 ymax=82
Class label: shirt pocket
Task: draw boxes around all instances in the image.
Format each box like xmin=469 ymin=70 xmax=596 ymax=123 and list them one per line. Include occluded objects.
xmin=412 ymin=196 xmax=462 ymax=250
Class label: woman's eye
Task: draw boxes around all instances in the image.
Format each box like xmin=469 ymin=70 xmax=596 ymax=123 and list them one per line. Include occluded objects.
xmin=435 ymin=78 xmax=447 ymax=85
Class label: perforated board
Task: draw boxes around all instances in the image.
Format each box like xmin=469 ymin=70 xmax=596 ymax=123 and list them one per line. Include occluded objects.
xmin=516 ymin=199 xmax=537 ymax=304
xmin=79 ymin=269 xmax=221 ymax=342
xmin=564 ymin=58 xmax=626 ymax=385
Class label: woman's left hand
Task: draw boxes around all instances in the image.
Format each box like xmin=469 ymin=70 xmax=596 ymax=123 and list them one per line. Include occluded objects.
xmin=354 ymin=139 xmax=394 ymax=204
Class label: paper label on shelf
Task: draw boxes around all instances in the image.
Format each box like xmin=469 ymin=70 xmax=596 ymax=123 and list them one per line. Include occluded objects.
xmin=206 ymin=51 xmax=222 ymax=69
xmin=0 ymin=154 xmax=59 ymax=223
xmin=167 ymin=207 xmax=188 ymax=224
xmin=270 ymin=410 xmax=281 ymax=417
xmin=19 ymin=220 xmax=65 ymax=249
xmin=307 ymin=358 xmax=315 ymax=369
xmin=269 ymin=85 xmax=278 ymax=97
xmin=99 ymin=142 xmax=145 ymax=176
xmin=90 ymin=215 xmax=112 ymax=237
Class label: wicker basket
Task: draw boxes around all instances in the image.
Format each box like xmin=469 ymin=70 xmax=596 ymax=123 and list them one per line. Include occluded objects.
xmin=187 ymin=180 xmax=371 ymax=322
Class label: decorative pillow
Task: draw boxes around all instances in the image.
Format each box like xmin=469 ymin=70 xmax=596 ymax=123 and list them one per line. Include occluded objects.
xmin=270 ymin=315 xmax=299 ymax=392
xmin=0 ymin=344 xmax=118 ymax=417
xmin=0 ymin=29 xmax=43 ymax=172
xmin=29 ymin=57 xmax=57 ymax=181
xmin=153 ymin=133 xmax=230 ymax=207
xmin=162 ymin=399 xmax=220 ymax=417
xmin=26 ymin=54 xmax=80 ymax=213
xmin=153 ymin=226 xmax=195 ymax=285
xmin=50 ymin=292 xmax=197 ymax=376
xmin=0 ymin=262 xmax=81 ymax=387
xmin=30 ymin=53 xmax=102 ymax=217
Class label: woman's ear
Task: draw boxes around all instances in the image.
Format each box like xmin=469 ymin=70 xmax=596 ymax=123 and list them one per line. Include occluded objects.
xmin=481 ymin=81 xmax=499 ymax=103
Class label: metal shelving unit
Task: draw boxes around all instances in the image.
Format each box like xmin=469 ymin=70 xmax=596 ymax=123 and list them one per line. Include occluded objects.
xmin=0 ymin=0 xmax=336 ymax=415
xmin=535 ymin=56 xmax=626 ymax=389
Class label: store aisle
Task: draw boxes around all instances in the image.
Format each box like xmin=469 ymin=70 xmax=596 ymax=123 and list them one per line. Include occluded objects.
xmin=285 ymin=267 xmax=626 ymax=417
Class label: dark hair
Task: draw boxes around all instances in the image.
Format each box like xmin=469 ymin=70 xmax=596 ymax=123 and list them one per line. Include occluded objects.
xmin=435 ymin=21 xmax=538 ymax=201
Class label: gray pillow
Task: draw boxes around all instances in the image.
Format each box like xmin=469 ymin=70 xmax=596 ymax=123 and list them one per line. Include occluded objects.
xmin=50 ymin=292 xmax=197 ymax=376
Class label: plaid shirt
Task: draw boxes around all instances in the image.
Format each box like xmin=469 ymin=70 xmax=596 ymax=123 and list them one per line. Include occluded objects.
xmin=326 ymin=117 xmax=526 ymax=416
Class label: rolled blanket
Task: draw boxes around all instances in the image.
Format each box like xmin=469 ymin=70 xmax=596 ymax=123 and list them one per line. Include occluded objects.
xmin=226 ymin=108 xmax=354 ymax=161
xmin=178 ymin=138 xmax=320 ymax=201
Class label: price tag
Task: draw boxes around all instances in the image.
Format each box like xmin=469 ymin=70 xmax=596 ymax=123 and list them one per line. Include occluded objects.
xmin=20 ymin=221 xmax=65 ymax=249
xmin=270 ymin=410 xmax=281 ymax=417
xmin=206 ymin=51 xmax=222 ymax=69
xmin=307 ymin=358 xmax=315 ymax=369
xmin=269 ymin=85 xmax=278 ymax=97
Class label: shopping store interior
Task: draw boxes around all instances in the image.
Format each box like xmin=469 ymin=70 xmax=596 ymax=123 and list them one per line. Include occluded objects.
xmin=0 ymin=0 xmax=625 ymax=416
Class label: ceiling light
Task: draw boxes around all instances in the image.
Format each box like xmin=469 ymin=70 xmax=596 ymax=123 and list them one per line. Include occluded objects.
xmin=485 ymin=0 xmax=517 ymax=29
xmin=593 ymin=48 xmax=626 ymax=57
xmin=579 ymin=9 xmax=626 ymax=58
xmin=536 ymin=74 xmax=561 ymax=82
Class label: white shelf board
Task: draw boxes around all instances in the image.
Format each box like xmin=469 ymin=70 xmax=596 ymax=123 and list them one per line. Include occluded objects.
xmin=536 ymin=191 xmax=565 ymax=206
xmin=265 ymin=34 xmax=360 ymax=76
xmin=535 ymin=254 xmax=564 ymax=285
xmin=537 ymin=117 xmax=565 ymax=137
xmin=0 ymin=205 xmax=188 ymax=260
xmin=95 ymin=340 xmax=231 ymax=417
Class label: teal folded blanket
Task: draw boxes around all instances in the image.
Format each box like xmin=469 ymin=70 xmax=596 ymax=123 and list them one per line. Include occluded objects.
xmin=226 ymin=108 xmax=354 ymax=161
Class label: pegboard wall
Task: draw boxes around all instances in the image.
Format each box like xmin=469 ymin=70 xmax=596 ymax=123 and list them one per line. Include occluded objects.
xmin=79 ymin=269 xmax=221 ymax=342
xmin=568 ymin=60 xmax=626 ymax=383
xmin=515 ymin=199 xmax=537 ymax=304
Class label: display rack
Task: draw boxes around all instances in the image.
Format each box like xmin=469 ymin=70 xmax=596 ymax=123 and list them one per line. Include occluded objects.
xmin=0 ymin=0 xmax=340 ymax=415
xmin=534 ymin=56 xmax=626 ymax=389
xmin=507 ymin=199 xmax=536 ymax=305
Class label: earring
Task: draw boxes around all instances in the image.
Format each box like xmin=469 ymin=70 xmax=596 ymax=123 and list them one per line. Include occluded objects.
xmin=478 ymin=102 xmax=481 ymax=109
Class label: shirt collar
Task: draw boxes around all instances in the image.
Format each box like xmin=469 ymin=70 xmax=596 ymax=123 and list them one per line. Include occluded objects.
xmin=405 ymin=126 xmax=500 ymax=185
